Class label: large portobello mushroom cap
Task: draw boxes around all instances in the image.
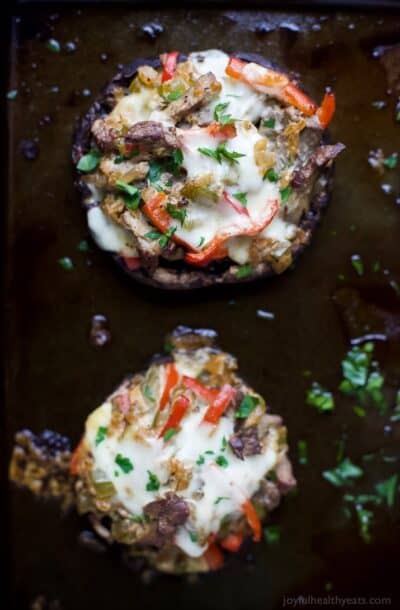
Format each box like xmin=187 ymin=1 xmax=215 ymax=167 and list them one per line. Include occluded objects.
xmin=72 ymin=50 xmax=344 ymax=290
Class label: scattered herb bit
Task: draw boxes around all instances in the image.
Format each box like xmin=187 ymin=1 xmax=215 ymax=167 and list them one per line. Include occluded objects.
xmin=115 ymin=180 xmax=141 ymax=209
xmin=214 ymin=496 xmax=229 ymax=505
xmin=163 ymin=428 xmax=177 ymax=441
xmin=196 ymin=455 xmax=205 ymax=466
xmin=233 ymin=192 xmax=248 ymax=207
xmin=131 ymin=514 xmax=146 ymax=523
xmin=323 ymin=458 xmax=363 ymax=487
xmin=221 ymin=436 xmax=228 ymax=451
xmin=143 ymin=385 xmax=155 ymax=403
xmin=165 ymin=88 xmax=184 ymax=102
xmin=205 ymin=450 xmax=215 ymax=455
xmin=355 ymin=504 xmax=374 ymax=543
xmin=264 ymin=168 xmax=279 ymax=182
xmin=198 ymin=141 xmax=245 ymax=165
xmin=77 ymin=150 xmax=101 ymax=173
xmin=390 ymin=280 xmax=400 ymax=297
xmin=353 ymin=405 xmax=366 ymax=417
xmin=146 ymin=470 xmax=160 ymax=492
xmin=280 ymin=186 xmax=292 ymax=202
xmin=256 ymin=309 xmax=275 ymax=320
xmin=189 ymin=531 xmax=198 ymax=542
xmin=167 ymin=203 xmax=187 ymax=226
xmin=236 ymin=263 xmax=253 ymax=279
xmin=7 ymin=89 xmax=18 ymax=100
xmin=263 ymin=118 xmax=276 ymax=129
xmin=297 ymin=440 xmax=308 ymax=465
xmin=383 ymin=152 xmax=398 ymax=170
xmin=371 ymin=100 xmax=386 ymax=110
xmin=164 ymin=340 xmax=173 ymax=354
xmin=77 ymin=240 xmax=89 ymax=252
xmin=375 ymin=474 xmax=398 ymax=508
xmin=114 ymin=470 xmax=120 ymax=478
xmin=351 ymin=254 xmax=364 ymax=276
xmin=214 ymin=102 xmax=235 ymax=126
xmin=147 ymin=153 xmax=183 ymax=189
xmin=372 ymin=261 xmax=380 ymax=273
xmin=339 ymin=343 xmax=387 ymax=413
xmin=306 ymin=382 xmax=335 ymax=413
xmin=95 ymin=426 xmax=107 ymax=446
xmin=115 ymin=453 xmax=134 ymax=473
xmin=58 ymin=257 xmax=73 ymax=271
xmin=226 ymin=93 xmax=241 ymax=98
xmin=236 ymin=395 xmax=259 ymax=419
xmin=336 ymin=436 xmax=346 ymax=464
xmin=46 ymin=38 xmax=61 ymax=53
xmin=302 ymin=370 xmax=312 ymax=377
xmin=197 ymin=236 xmax=206 ymax=248
xmin=145 ymin=230 xmax=162 ymax=240
xmin=263 ymin=525 xmax=280 ymax=544
xmin=391 ymin=390 xmax=400 ymax=422
xmin=172 ymin=148 xmax=184 ymax=170
xmin=337 ymin=273 xmax=345 ymax=281
xmin=215 ymin=455 xmax=229 ymax=468
xmin=159 ymin=226 xmax=177 ymax=248
xmin=114 ymin=154 xmax=130 ymax=164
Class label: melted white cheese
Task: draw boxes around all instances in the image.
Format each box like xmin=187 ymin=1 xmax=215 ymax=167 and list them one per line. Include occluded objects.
xmin=87 ymin=207 xmax=138 ymax=256
xmin=84 ymin=350 xmax=281 ymax=559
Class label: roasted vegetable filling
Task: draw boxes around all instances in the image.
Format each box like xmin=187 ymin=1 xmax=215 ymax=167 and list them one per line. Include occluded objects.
xmin=76 ymin=49 xmax=344 ymax=278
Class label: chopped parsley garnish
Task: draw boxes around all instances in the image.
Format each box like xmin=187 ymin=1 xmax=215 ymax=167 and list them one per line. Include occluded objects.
xmin=323 ymin=458 xmax=363 ymax=487
xmin=165 ymin=88 xmax=184 ymax=102
xmin=198 ymin=141 xmax=245 ymax=165
xmin=77 ymin=150 xmax=101 ymax=173
xmin=131 ymin=514 xmax=147 ymax=523
xmin=58 ymin=257 xmax=73 ymax=271
xmin=236 ymin=263 xmax=253 ymax=279
xmin=351 ymin=254 xmax=364 ymax=276
xmin=235 ymin=395 xmax=259 ymax=419
xmin=383 ymin=152 xmax=398 ymax=169
xmin=167 ymin=203 xmax=187 ymax=226
xmin=115 ymin=180 xmax=141 ymax=209
xmin=375 ymin=474 xmax=398 ymax=508
xmin=214 ymin=496 xmax=229 ymax=505
xmin=7 ymin=89 xmax=18 ymax=100
xmin=163 ymin=428 xmax=177 ymax=441
xmin=146 ymin=470 xmax=160 ymax=492
xmin=263 ymin=525 xmax=280 ymax=544
xmin=46 ymin=38 xmax=61 ymax=53
xmin=354 ymin=505 xmax=374 ymax=543
xmin=353 ymin=405 xmax=366 ymax=417
xmin=339 ymin=342 xmax=387 ymax=413
xmin=172 ymin=148 xmax=184 ymax=170
xmin=95 ymin=426 xmax=107 ymax=446
xmin=297 ymin=440 xmax=308 ymax=465
xmin=306 ymin=382 xmax=335 ymax=413
xmin=232 ymin=192 xmax=247 ymax=207
xmin=145 ymin=226 xmax=177 ymax=248
xmin=143 ymin=385 xmax=155 ymax=403
xmin=189 ymin=531 xmax=198 ymax=542
xmin=263 ymin=118 xmax=276 ymax=129
xmin=196 ymin=455 xmax=205 ymax=466
xmin=215 ymin=455 xmax=229 ymax=468
xmin=115 ymin=453 xmax=134 ymax=473
xmin=264 ymin=168 xmax=279 ymax=182
xmin=391 ymin=390 xmax=400 ymax=422
xmin=197 ymin=236 xmax=206 ymax=248
xmin=77 ymin=240 xmax=89 ymax=252
xmin=280 ymin=186 xmax=292 ymax=202
xmin=147 ymin=151 xmax=183 ymax=189
xmin=213 ymin=102 xmax=235 ymax=126
xmin=221 ymin=436 xmax=228 ymax=451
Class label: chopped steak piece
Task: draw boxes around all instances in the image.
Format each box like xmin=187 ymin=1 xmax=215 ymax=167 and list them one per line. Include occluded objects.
xmin=229 ymin=425 xmax=262 ymax=459
xmin=166 ymin=72 xmax=222 ymax=122
xmin=125 ymin=121 xmax=179 ymax=157
xmin=143 ymin=493 xmax=190 ymax=547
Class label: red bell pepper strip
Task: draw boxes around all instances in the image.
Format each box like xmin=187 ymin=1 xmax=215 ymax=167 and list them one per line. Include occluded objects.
xmin=182 ymin=376 xmax=219 ymax=402
xmin=203 ymin=384 xmax=235 ymax=425
xmin=159 ymin=363 xmax=179 ymax=410
xmin=223 ymin=191 xmax=250 ymax=217
xmin=242 ymin=499 xmax=261 ymax=542
xmin=220 ymin=533 xmax=245 ymax=553
xmin=203 ymin=543 xmax=225 ymax=570
xmin=159 ymin=395 xmax=190 ymax=438
xmin=122 ymin=256 xmax=141 ymax=271
xmin=160 ymin=51 xmax=179 ymax=83
xmin=316 ymin=89 xmax=336 ymax=129
xmin=226 ymin=56 xmax=325 ymax=120
xmin=185 ymin=198 xmax=279 ymax=266
xmin=207 ymin=122 xmax=237 ymax=139
xmin=142 ymin=193 xmax=195 ymax=251
xmin=70 ymin=439 xmax=84 ymax=476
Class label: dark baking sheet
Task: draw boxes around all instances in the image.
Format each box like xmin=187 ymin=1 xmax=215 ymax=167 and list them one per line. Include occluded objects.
xmin=4 ymin=3 xmax=400 ymax=610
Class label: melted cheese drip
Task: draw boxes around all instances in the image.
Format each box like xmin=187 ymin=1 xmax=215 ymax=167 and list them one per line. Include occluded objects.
xmin=84 ymin=350 xmax=281 ymax=558
xmin=87 ymin=207 xmax=138 ymax=256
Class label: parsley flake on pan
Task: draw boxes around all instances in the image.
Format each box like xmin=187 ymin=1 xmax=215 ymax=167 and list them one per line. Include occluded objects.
xmin=306 ymin=382 xmax=335 ymax=413
xmin=323 ymin=458 xmax=363 ymax=487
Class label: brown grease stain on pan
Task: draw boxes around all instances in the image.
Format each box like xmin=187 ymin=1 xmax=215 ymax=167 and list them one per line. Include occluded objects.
xmin=4 ymin=6 xmax=400 ymax=610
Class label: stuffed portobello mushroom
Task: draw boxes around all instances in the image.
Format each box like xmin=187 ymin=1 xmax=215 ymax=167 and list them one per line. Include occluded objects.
xmin=73 ymin=49 xmax=344 ymax=290
xmin=10 ymin=327 xmax=296 ymax=574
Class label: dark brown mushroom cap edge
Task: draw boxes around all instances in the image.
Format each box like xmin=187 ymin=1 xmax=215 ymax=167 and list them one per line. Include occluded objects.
xmin=72 ymin=52 xmax=342 ymax=291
